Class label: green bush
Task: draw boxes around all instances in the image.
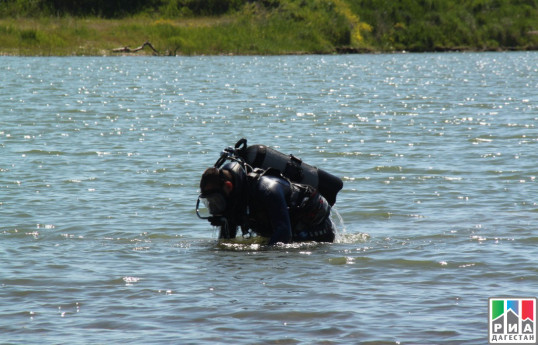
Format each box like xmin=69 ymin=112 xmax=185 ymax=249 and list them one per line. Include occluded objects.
xmin=19 ymin=28 xmax=38 ymax=41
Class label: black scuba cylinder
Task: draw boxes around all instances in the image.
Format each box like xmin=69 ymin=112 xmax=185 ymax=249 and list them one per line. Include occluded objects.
xmin=235 ymin=139 xmax=343 ymax=206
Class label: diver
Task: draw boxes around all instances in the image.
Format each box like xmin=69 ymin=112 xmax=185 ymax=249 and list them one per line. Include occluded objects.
xmin=198 ymin=161 xmax=336 ymax=245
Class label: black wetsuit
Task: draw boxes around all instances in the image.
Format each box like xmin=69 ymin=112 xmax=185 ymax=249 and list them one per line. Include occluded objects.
xmin=245 ymin=174 xmax=335 ymax=245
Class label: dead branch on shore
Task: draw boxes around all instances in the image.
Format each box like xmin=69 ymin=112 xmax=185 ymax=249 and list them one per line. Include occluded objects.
xmin=112 ymin=41 xmax=159 ymax=55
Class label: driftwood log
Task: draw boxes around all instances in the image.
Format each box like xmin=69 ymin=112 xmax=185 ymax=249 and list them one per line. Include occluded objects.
xmin=112 ymin=41 xmax=159 ymax=55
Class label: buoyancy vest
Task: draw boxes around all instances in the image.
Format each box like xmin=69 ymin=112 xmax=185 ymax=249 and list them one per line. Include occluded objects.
xmin=246 ymin=168 xmax=332 ymax=236
xmin=288 ymin=182 xmax=331 ymax=228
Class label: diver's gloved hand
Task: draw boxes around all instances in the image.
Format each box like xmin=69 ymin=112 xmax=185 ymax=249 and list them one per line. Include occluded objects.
xmin=208 ymin=216 xmax=224 ymax=227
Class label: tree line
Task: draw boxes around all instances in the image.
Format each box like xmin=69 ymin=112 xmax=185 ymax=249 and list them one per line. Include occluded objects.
xmin=0 ymin=0 xmax=247 ymax=17
xmin=353 ymin=0 xmax=538 ymax=50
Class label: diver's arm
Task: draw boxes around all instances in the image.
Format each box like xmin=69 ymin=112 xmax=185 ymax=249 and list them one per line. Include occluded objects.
xmin=258 ymin=177 xmax=292 ymax=245
xmin=217 ymin=219 xmax=238 ymax=239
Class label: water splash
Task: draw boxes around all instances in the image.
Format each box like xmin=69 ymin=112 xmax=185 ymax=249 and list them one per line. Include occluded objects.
xmin=331 ymin=206 xmax=347 ymax=243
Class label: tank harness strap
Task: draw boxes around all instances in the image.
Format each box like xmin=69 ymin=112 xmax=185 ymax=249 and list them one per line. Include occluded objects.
xmin=284 ymin=154 xmax=304 ymax=182
xmin=247 ymin=167 xmax=283 ymax=181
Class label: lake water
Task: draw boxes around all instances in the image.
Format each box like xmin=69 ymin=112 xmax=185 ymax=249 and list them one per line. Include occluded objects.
xmin=1 ymin=52 xmax=537 ymax=344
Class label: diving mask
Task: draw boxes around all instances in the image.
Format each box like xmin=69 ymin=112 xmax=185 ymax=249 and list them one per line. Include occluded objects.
xmin=196 ymin=190 xmax=227 ymax=218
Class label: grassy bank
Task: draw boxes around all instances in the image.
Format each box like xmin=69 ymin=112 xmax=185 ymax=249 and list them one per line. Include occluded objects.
xmin=1 ymin=0 xmax=537 ymax=56
xmin=0 ymin=3 xmax=360 ymax=56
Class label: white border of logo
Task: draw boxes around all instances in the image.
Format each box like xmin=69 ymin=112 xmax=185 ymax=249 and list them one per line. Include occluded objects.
xmin=489 ymin=297 xmax=537 ymax=344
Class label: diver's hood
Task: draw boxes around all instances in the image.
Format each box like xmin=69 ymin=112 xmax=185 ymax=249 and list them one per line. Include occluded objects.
xmin=220 ymin=161 xmax=247 ymax=198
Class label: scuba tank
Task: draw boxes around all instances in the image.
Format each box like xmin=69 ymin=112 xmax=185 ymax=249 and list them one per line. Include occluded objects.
xmin=233 ymin=139 xmax=343 ymax=206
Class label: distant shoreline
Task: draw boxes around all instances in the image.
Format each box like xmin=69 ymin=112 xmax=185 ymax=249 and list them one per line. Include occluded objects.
xmin=2 ymin=46 xmax=536 ymax=57
xmin=1 ymin=3 xmax=537 ymax=57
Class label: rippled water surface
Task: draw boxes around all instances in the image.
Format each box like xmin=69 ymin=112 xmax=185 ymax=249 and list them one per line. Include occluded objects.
xmin=1 ymin=53 xmax=537 ymax=344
